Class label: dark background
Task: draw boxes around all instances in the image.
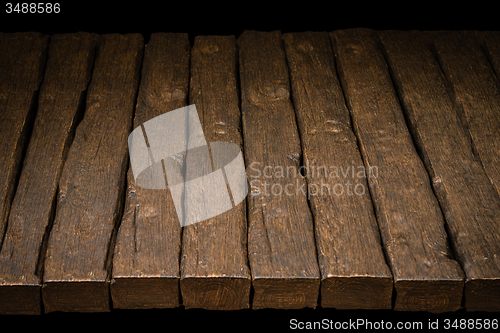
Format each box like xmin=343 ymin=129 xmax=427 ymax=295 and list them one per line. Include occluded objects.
xmin=1 ymin=3 xmax=498 ymax=42
xmin=1 ymin=2 xmax=499 ymax=330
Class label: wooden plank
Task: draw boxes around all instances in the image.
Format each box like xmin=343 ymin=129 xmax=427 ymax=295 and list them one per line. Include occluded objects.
xmin=379 ymin=30 xmax=500 ymax=312
xmin=110 ymin=33 xmax=189 ymax=310
xmin=482 ymin=32 xmax=500 ymax=81
xmin=41 ymin=34 xmax=143 ymax=313
xmin=430 ymin=31 xmax=500 ymax=199
xmin=282 ymin=31 xmax=393 ymax=310
xmin=237 ymin=30 xmax=320 ymax=309
xmin=0 ymin=33 xmax=98 ymax=315
xmin=0 ymin=32 xmax=48 ymax=249
xmin=330 ymin=28 xmax=465 ymax=313
xmin=179 ymin=35 xmax=251 ymax=310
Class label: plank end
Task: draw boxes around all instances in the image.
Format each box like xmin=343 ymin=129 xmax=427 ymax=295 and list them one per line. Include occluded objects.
xmin=180 ymin=276 xmax=251 ymax=310
xmin=465 ymin=279 xmax=500 ymax=312
xmin=0 ymin=284 xmax=41 ymax=315
xmin=41 ymin=281 xmax=110 ymax=313
xmin=321 ymin=276 xmax=393 ymax=310
xmin=394 ymin=280 xmax=464 ymax=313
xmin=110 ymin=277 xmax=179 ymax=310
xmin=251 ymin=278 xmax=320 ymax=310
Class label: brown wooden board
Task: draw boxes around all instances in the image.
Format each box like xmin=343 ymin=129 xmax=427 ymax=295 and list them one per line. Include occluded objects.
xmin=430 ymin=31 xmax=500 ymax=200
xmin=110 ymin=33 xmax=189 ymax=310
xmin=282 ymin=31 xmax=393 ymax=310
xmin=379 ymin=30 xmax=500 ymax=312
xmin=0 ymin=32 xmax=48 ymax=249
xmin=482 ymin=32 xmax=500 ymax=81
xmin=237 ymin=30 xmax=320 ymax=309
xmin=41 ymin=34 xmax=143 ymax=313
xmin=331 ymin=29 xmax=465 ymax=313
xmin=0 ymin=33 xmax=98 ymax=315
xmin=179 ymin=35 xmax=251 ymax=310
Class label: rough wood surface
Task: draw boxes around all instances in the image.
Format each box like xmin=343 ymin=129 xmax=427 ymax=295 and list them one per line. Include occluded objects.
xmin=0 ymin=29 xmax=498 ymax=314
xmin=0 ymin=32 xmax=98 ymax=315
xmin=41 ymin=34 xmax=143 ymax=313
xmin=0 ymin=32 xmax=48 ymax=249
xmin=237 ymin=30 xmax=320 ymax=309
xmin=179 ymin=35 xmax=251 ymax=310
xmin=282 ymin=31 xmax=393 ymax=310
xmin=110 ymin=33 xmax=189 ymax=310
xmin=430 ymin=31 xmax=500 ymax=199
xmin=482 ymin=32 xmax=500 ymax=80
xmin=331 ymin=28 xmax=465 ymax=313
xmin=379 ymin=30 xmax=500 ymax=312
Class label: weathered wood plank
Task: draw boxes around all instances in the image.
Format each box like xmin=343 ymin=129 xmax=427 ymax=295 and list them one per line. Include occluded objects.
xmin=482 ymin=32 xmax=500 ymax=81
xmin=331 ymin=28 xmax=465 ymax=313
xmin=237 ymin=30 xmax=320 ymax=309
xmin=282 ymin=31 xmax=393 ymax=310
xmin=0 ymin=32 xmax=48 ymax=249
xmin=0 ymin=32 xmax=98 ymax=315
xmin=430 ymin=31 xmax=500 ymax=199
xmin=110 ymin=33 xmax=189 ymax=310
xmin=41 ymin=34 xmax=143 ymax=313
xmin=179 ymin=35 xmax=251 ymax=310
xmin=379 ymin=30 xmax=500 ymax=312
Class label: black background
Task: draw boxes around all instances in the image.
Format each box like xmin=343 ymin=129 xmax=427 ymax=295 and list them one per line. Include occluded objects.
xmin=1 ymin=3 xmax=499 ymax=41
xmin=1 ymin=1 xmax=499 ymax=330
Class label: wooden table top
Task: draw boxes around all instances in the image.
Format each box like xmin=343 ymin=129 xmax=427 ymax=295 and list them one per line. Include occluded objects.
xmin=0 ymin=29 xmax=499 ymax=316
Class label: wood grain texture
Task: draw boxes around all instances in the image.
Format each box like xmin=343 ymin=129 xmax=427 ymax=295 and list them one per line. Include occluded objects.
xmin=110 ymin=33 xmax=189 ymax=310
xmin=0 ymin=32 xmax=48 ymax=249
xmin=0 ymin=32 xmax=98 ymax=315
xmin=430 ymin=31 xmax=500 ymax=200
xmin=331 ymin=29 xmax=465 ymax=313
xmin=41 ymin=34 xmax=143 ymax=313
xmin=282 ymin=31 xmax=393 ymax=310
xmin=482 ymin=32 xmax=500 ymax=80
xmin=237 ymin=30 xmax=320 ymax=309
xmin=378 ymin=29 xmax=500 ymax=312
xmin=180 ymin=35 xmax=251 ymax=310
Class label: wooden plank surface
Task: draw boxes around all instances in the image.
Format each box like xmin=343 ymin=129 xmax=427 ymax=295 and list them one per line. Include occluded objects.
xmin=379 ymin=30 xmax=500 ymax=312
xmin=331 ymin=28 xmax=465 ymax=313
xmin=237 ymin=30 xmax=320 ymax=309
xmin=0 ymin=32 xmax=48 ymax=249
xmin=110 ymin=33 xmax=189 ymax=309
xmin=482 ymin=32 xmax=500 ymax=81
xmin=430 ymin=31 xmax=500 ymax=199
xmin=41 ymin=34 xmax=143 ymax=313
xmin=0 ymin=29 xmax=498 ymax=314
xmin=282 ymin=31 xmax=393 ymax=310
xmin=179 ymin=35 xmax=251 ymax=310
xmin=0 ymin=33 xmax=97 ymax=315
